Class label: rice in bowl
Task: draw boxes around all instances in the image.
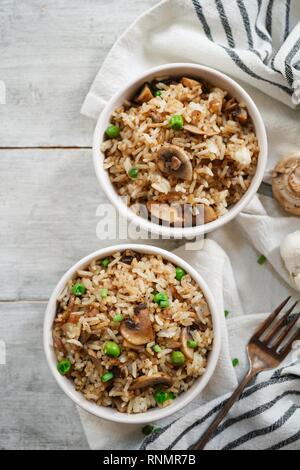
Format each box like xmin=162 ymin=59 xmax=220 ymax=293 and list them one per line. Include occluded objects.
xmin=101 ymin=76 xmax=259 ymax=226
xmin=52 ymin=250 xmax=213 ymax=414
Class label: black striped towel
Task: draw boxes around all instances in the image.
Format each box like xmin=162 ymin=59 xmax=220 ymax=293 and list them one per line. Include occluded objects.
xmin=191 ymin=0 xmax=300 ymax=107
xmin=141 ymin=362 xmax=300 ymax=450
xmin=81 ymin=0 xmax=300 ymax=119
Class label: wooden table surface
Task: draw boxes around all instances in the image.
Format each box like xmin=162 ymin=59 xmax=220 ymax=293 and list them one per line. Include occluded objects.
xmin=0 ymin=0 xmax=162 ymax=450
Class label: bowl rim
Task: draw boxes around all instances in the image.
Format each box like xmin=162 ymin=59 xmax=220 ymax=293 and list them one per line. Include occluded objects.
xmin=93 ymin=62 xmax=268 ymax=238
xmin=44 ymin=243 xmax=221 ymax=424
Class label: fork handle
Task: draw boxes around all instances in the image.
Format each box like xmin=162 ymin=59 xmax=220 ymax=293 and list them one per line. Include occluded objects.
xmin=191 ymin=369 xmax=257 ymax=450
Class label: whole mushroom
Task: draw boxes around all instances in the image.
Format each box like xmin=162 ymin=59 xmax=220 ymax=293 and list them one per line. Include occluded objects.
xmin=280 ymin=230 xmax=300 ymax=292
xmin=272 ymin=151 xmax=300 ymax=216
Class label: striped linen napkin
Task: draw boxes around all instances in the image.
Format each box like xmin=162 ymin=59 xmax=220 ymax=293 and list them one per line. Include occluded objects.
xmin=80 ymin=0 xmax=300 ymax=450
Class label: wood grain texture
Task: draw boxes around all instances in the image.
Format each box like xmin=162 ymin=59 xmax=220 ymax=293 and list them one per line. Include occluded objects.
xmin=0 ymin=0 xmax=163 ymax=450
xmin=0 ymin=0 xmax=160 ymax=147
xmin=0 ymin=148 xmax=179 ymax=301
xmin=0 ymin=302 xmax=89 ymax=449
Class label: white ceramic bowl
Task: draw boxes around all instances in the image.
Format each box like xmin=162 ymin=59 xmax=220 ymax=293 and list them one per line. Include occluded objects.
xmin=44 ymin=244 xmax=221 ymax=424
xmin=93 ymin=63 xmax=268 ymax=238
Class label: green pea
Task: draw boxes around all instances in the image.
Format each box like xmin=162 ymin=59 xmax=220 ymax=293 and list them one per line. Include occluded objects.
xmin=175 ymin=267 xmax=186 ymax=281
xmin=257 ymin=254 xmax=267 ymax=265
xmin=113 ymin=314 xmax=123 ymax=322
xmin=171 ymin=351 xmax=185 ymax=367
xmin=154 ymin=90 xmax=162 ymax=97
xmin=142 ymin=425 xmax=162 ymax=436
xmin=152 ymin=344 xmax=162 ymax=353
xmin=187 ymin=340 xmax=198 ymax=349
xmin=57 ymin=359 xmax=71 ymax=375
xmin=159 ymin=300 xmax=169 ymax=309
xmin=100 ymin=288 xmax=108 ymax=299
xmin=101 ymin=258 xmax=110 ymax=268
xmin=104 ymin=341 xmax=121 ymax=358
xmin=154 ymin=390 xmax=168 ymax=405
xmin=128 ymin=167 xmax=138 ymax=179
xmin=232 ymin=358 xmax=239 ymax=367
xmin=168 ymin=115 xmax=184 ymax=130
xmin=224 ymin=309 xmax=230 ymax=318
xmin=101 ymin=371 xmax=114 ymax=382
xmin=105 ymin=124 xmax=120 ymax=139
xmin=153 ymin=292 xmax=168 ymax=304
xmin=71 ymin=283 xmax=86 ymax=297
xmin=154 ymin=390 xmax=174 ymax=405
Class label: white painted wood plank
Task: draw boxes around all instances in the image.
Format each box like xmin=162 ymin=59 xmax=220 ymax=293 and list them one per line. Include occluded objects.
xmin=0 ymin=0 xmax=160 ymax=147
xmin=0 ymin=302 xmax=89 ymax=449
xmin=0 ymin=149 xmax=180 ymax=301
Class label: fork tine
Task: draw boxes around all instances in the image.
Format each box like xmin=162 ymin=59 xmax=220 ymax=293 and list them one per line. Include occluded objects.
xmin=272 ymin=312 xmax=300 ymax=350
xmin=278 ymin=327 xmax=300 ymax=359
xmin=253 ymin=297 xmax=291 ymax=339
xmin=263 ymin=301 xmax=298 ymax=344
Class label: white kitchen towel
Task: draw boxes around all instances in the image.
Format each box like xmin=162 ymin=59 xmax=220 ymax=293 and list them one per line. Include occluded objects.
xmin=79 ymin=0 xmax=300 ymax=450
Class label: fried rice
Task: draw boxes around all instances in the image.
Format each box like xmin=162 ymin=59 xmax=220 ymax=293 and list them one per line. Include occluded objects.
xmin=52 ymin=250 xmax=213 ymax=413
xmin=101 ymin=76 xmax=259 ymax=225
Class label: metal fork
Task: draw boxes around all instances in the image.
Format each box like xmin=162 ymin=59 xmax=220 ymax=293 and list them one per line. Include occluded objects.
xmin=191 ymin=297 xmax=300 ymax=450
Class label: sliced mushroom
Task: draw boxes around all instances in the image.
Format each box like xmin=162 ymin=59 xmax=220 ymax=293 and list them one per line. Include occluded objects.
xmin=147 ymin=202 xmax=217 ymax=226
xmin=181 ymin=328 xmax=194 ymax=361
xmin=157 ymin=145 xmax=193 ymax=181
xmin=183 ymin=124 xmax=218 ymax=137
xmin=232 ymin=106 xmax=248 ymax=125
xmin=112 ymin=397 xmax=126 ymax=413
xmin=130 ymin=373 xmax=173 ymax=390
xmin=120 ymin=249 xmax=141 ymax=265
xmin=224 ymin=97 xmax=237 ymax=112
xmin=120 ymin=305 xmax=154 ymax=345
xmin=192 ymin=205 xmax=217 ymax=225
xmin=209 ymin=99 xmax=222 ymax=114
xmin=203 ymin=205 xmax=218 ymax=224
xmin=122 ymin=340 xmax=144 ymax=351
xmin=181 ymin=77 xmax=201 ymax=88
xmin=135 ymin=84 xmax=154 ymax=104
xmin=272 ymin=152 xmax=300 ymax=216
xmin=147 ymin=202 xmax=184 ymax=225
